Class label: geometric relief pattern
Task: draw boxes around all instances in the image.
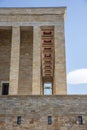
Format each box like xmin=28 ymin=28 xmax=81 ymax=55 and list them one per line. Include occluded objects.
xmin=41 ymin=27 xmax=54 ymax=77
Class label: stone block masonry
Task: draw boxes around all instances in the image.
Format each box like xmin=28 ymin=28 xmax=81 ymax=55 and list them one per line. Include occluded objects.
xmin=0 ymin=7 xmax=67 ymax=95
xmin=0 ymin=95 xmax=87 ymax=130
xmin=0 ymin=7 xmax=83 ymax=130
xmin=9 ymin=26 xmax=20 ymax=95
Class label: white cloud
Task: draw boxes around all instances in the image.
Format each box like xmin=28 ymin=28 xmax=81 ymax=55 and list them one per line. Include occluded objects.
xmin=67 ymin=69 xmax=87 ymax=84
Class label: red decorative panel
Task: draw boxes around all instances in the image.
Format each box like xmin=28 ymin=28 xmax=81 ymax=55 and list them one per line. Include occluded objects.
xmin=42 ymin=38 xmax=54 ymax=46
xmin=41 ymin=27 xmax=54 ymax=77
xmin=41 ymin=29 xmax=54 ymax=37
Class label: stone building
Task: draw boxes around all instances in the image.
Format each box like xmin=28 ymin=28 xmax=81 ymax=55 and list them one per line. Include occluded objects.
xmin=0 ymin=7 xmax=87 ymax=130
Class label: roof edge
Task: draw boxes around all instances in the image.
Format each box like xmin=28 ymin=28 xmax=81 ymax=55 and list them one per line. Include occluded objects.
xmin=0 ymin=7 xmax=66 ymax=15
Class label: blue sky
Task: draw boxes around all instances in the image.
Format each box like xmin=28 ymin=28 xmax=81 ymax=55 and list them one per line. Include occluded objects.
xmin=0 ymin=0 xmax=87 ymax=94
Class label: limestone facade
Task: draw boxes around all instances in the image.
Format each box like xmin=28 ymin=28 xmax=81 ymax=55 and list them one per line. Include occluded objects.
xmin=0 ymin=95 xmax=87 ymax=130
xmin=0 ymin=7 xmax=66 ymax=95
xmin=0 ymin=7 xmax=87 ymax=130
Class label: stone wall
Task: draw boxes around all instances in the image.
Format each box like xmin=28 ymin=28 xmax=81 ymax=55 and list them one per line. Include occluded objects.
xmin=0 ymin=95 xmax=87 ymax=130
xmin=0 ymin=7 xmax=66 ymax=24
xmin=0 ymin=29 xmax=11 ymax=94
xmin=18 ymin=28 xmax=33 ymax=95
xmin=0 ymin=28 xmax=33 ymax=95
xmin=0 ymin=7 xmax=67 ymax=95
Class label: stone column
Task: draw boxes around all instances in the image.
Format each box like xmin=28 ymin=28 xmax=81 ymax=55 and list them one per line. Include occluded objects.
xmin=32 ymin=26 xmax=41 ymax=95
xmin=9 ymin=26 xmax=20 ymax=95
xmin=54 ymin=25 xmax=67 ymax=95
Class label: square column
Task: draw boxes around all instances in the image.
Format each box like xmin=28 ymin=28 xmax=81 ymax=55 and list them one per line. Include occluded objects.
xmin=9 ymin=26 xmax=20 ymax=95
xmin=32 ymin=26 xmax=41 ymax=95
xmin=54 ymin=25 xmax=67 ymax=95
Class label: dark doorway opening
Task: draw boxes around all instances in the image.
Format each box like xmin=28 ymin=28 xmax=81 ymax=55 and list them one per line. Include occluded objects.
xmin=2 ymin=83 xmax=9 ymax=95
